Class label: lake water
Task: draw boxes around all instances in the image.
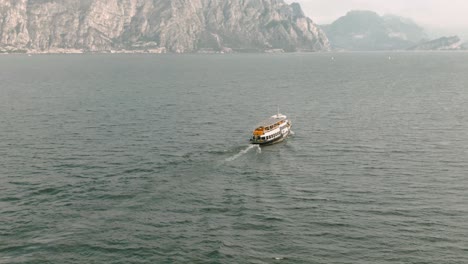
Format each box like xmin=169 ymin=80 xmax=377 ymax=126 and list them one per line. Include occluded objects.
xmin=1 ymin=52 xmax=468 ymax=263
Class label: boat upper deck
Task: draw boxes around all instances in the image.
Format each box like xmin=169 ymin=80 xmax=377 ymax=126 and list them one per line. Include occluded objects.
xmin=256 ymin=114 xmax=287 ymax=128
xmin=252 ymin=114 xmax=290 ymax=137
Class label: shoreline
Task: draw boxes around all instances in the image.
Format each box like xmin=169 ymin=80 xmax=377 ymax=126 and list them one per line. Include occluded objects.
xmin=1 ymin=49 xmax=467 ymax=55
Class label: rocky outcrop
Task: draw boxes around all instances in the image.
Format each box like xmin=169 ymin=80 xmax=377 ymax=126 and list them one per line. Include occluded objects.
xmin=321 ymin=10 xmax=427 ymax=51
xmin=0 ymin=0 xmax=330 ymax=53
xmin=408 ymin=36 xmax=463 ymax=50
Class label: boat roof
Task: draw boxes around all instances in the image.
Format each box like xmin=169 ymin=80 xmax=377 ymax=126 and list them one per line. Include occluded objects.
xmin=256 ymin=114 xmax=287 ymax=127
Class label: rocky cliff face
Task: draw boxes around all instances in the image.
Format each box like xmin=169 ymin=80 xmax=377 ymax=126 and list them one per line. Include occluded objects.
xmin=0 ymin=0 xmax=330 ymax=53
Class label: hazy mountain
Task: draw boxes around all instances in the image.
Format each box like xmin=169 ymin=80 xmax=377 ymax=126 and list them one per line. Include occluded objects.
xmin=0 ymin=0 xmax=330 ymax=53
xmin=408 ymin=36 xmax=464 ymax=50
xmin=321 ymin=10 xmax=427 ymax=51
xmin=462 ymin=42 xmax=468 ymax=50
xmin=424 ymin=25 xmax=468 ymax=42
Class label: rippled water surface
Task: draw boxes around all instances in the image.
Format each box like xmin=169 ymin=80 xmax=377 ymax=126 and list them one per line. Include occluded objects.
xmin=1 ymin=53 xmax=468 ymax=263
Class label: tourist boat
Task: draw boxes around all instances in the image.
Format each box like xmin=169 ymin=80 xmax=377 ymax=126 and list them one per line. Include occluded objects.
xmin=250 ymin=112 xmax=292 ymax=145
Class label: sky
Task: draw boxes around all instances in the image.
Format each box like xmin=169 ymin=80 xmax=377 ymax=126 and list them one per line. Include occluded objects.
xmin=290 ymin=0 xmax=468 ymax=29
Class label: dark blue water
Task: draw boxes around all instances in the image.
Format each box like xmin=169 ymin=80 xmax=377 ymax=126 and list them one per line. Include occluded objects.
xmin=1 ymin=53 xmax=468 ymax=263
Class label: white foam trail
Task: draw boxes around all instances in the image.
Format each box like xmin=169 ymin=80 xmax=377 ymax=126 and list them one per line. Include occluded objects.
xmin=226 ymin=145 xmax=261 ymax=162
xmin=256 ymin=145 xmax=262 ymax=154
xmin=290 ymin=130 xmax=295 ymax=135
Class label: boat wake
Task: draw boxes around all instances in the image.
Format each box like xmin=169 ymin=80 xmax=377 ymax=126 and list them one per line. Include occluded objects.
xmin=225 ymin=145 xmax=261 ymax=162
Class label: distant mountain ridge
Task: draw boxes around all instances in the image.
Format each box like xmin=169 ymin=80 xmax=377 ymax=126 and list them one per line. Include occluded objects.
xmin=462 ymin=42 xmax=468 ymax=50
xmin=409 ymin=36 xmax=465 ymax=50
xmin=0 ymin=0 xmax=330 ymax=53
xmin=321 ymin=10 xmax=427 ymax=51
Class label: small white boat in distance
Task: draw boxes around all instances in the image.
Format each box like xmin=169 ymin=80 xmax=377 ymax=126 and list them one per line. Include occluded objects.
xmin=250 ymin=113 xmax=292 ymax=145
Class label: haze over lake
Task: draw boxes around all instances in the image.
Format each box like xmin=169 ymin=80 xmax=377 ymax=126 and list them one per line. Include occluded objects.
xmin=1 ymin=53 xmax=468 ymax=263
